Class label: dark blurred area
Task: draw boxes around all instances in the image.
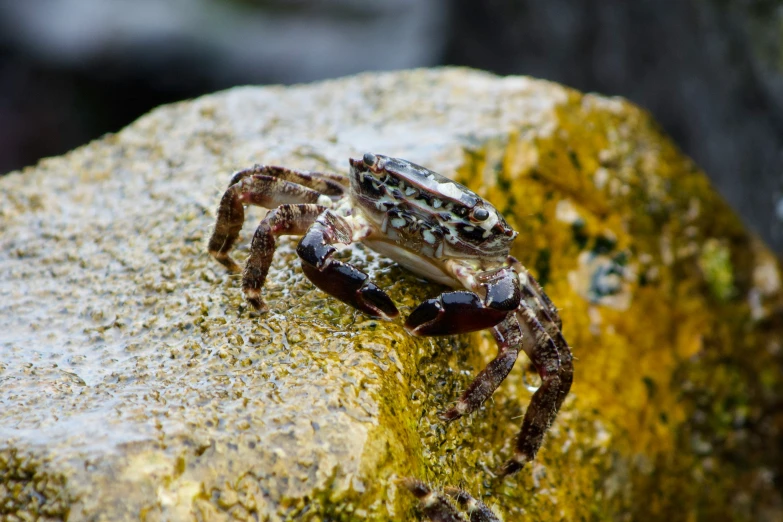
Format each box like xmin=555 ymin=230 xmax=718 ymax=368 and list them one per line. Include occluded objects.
xmin=1 ymin=0 xmax=781 ymax=255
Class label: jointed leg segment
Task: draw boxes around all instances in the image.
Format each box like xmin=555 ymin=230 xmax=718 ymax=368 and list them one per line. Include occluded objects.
xmin=208 ymin=165 xmax=345 ymax=273
xmin=437 ymin=316 xmax=522 ymax=423
xmin=242 ymin=204 xmax=326 ymax=310
xmin=227 ymin=164 xmax=348 ymax=197
xmin=401 ymin=478 xmax=500 ymax=522
xmin=208 ymin=164 xmax=398 ymax=318
xmin=498 ymin=305 xmax=572 ymax=476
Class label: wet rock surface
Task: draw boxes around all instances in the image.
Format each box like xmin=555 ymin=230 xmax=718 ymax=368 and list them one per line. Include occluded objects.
xmin=1 ymin=68 xmax=782 ymax=520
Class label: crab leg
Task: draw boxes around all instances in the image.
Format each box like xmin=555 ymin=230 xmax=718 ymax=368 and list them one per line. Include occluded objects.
xmin=436 ymin=291 xmax=572 ymax=476
xmin=499 ymin=303 xmax=573 ymax=476
xmin=404 ymin=267 xmax=520 ymax=336
xmin=509 ymin=256 xmax=562 ymax=330
xmin=208 ymin=166 xmax=344 ymax=272
xmin=227 ymin=164 xmax=347 ymax=194
xmin=437 ymin=314 xmax=522 ymax=423
xmin=296 ymin=210 xmax=399 ymax=320
xmin=241 ymin=204 xmax=326 ymax=310
xmin=438 ymin=267 xmax=572 ymax=420
xmin=513 ymin=265 xmax=572 ymax=412
xmin=444 ymin=487 xmax=500 ymax=522
xmin=401 ymin=478 xmax=500 ymax=522
xmin=404 ymin=266 xmax=522 ymax=419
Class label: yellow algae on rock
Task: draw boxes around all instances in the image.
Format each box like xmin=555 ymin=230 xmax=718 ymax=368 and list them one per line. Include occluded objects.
xmin=454 ymin=92 xmax=783 ymax=521
xmin=1 ymin=68 xmax=781 ymax=521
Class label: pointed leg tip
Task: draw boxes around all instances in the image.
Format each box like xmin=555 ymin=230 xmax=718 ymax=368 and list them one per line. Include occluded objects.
xmin=437 ymin=408 xmax=462 ymax=423
xmin=246 ymin=295 xmax=268 ymax=312
xmin=438 ymin=399 xmax=469 ymax=423
xmin=209 ymin=251 xmax=242 ymax=273
xmin=397 ymin=477 xmax=430 ymax=498
xmin=498 ymin=456 xmax=527 ymax=477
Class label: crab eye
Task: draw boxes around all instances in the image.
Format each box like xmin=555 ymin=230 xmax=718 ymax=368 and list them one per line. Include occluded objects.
xmin=470 ymin=208 xmax=490 ymax=222
xmin=363 ymin=153 xmax=377 ymax=167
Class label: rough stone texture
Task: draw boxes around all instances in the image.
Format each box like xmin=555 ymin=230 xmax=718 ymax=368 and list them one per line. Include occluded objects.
xmin=1 ymin=68 xmax=782 ymax=521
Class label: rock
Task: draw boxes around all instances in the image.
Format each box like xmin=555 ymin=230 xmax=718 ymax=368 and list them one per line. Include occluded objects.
xmin=446 ymin=2 xmax=783 ymax=256
xmin=1 ymin=68 xmax=782 ymax=521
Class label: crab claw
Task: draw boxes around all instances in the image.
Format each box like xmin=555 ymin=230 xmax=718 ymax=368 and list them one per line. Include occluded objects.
xmin=301 ymin=260 xmax=399 ymax=320
xmin=404 ymin=291 xmax=510 ymax=336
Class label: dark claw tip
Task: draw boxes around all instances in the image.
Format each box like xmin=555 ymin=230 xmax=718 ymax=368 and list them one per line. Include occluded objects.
xmin=359 ymin=283 xmax=399 ymax=320
xmin=246 ymin=297 xmax=268 ymax=312
xmin=498 ymin=458 xmax=525 ymax=477
xmin=404 ymin=299 xmax=442 ymax=335
xmin=209 ymin=251 xmax=242 ymax=273
xmin=437 ymin=408 xmax=461 ymax=423
xmin=362 ymin=152 xmax=377 ymax=166
xmin=397 ymin=477 xmax=430 ymax=498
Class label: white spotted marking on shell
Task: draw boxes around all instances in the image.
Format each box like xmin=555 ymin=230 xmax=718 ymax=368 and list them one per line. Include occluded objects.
xmin=391 ymin=218 xmax=406 ymax=228
xmin=436 ymin=182 xmax=467 ymax=200
xmin=422 ymin=230 xmax=437 ymax=245
xmin=374 ymin=194 xmax=395 ymax=211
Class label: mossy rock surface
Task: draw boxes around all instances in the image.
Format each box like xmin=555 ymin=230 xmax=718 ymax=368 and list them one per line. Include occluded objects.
xmin=1 ymin=68 xmax=782 ymax=521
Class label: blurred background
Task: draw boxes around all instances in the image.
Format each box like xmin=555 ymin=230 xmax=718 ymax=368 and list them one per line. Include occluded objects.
xmin=0 ymin=0 xmax=781 ymax=255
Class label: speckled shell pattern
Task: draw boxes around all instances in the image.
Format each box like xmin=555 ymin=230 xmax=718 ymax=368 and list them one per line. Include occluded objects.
xmin=348 ymin=155 xmax=516 ymax=262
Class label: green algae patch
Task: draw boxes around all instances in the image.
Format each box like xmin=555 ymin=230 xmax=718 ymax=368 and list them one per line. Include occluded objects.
xmin=453 ymin=93 xmax=783 ymax=520
xmin=2 ymin=68 xmax=782 ymax=521
xmin=0 ymin=449 xmax=73 ymax=521
xmin=699 ymin=238 xmax=736 ymax=302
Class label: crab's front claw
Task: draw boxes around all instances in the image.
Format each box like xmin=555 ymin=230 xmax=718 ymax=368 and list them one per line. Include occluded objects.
xmin=404 ymin=291 xmax=510 ymax=336
xmin=300 ymin=260 xmax=399 ymax=320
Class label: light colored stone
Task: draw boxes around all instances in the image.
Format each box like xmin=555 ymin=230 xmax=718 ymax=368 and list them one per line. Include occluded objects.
xmin=2 ymin=68 xmax=782 ymax=521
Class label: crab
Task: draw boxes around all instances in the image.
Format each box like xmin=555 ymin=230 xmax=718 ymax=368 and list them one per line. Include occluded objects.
xmin=207 ymin=153 xmax=573 ymax=478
